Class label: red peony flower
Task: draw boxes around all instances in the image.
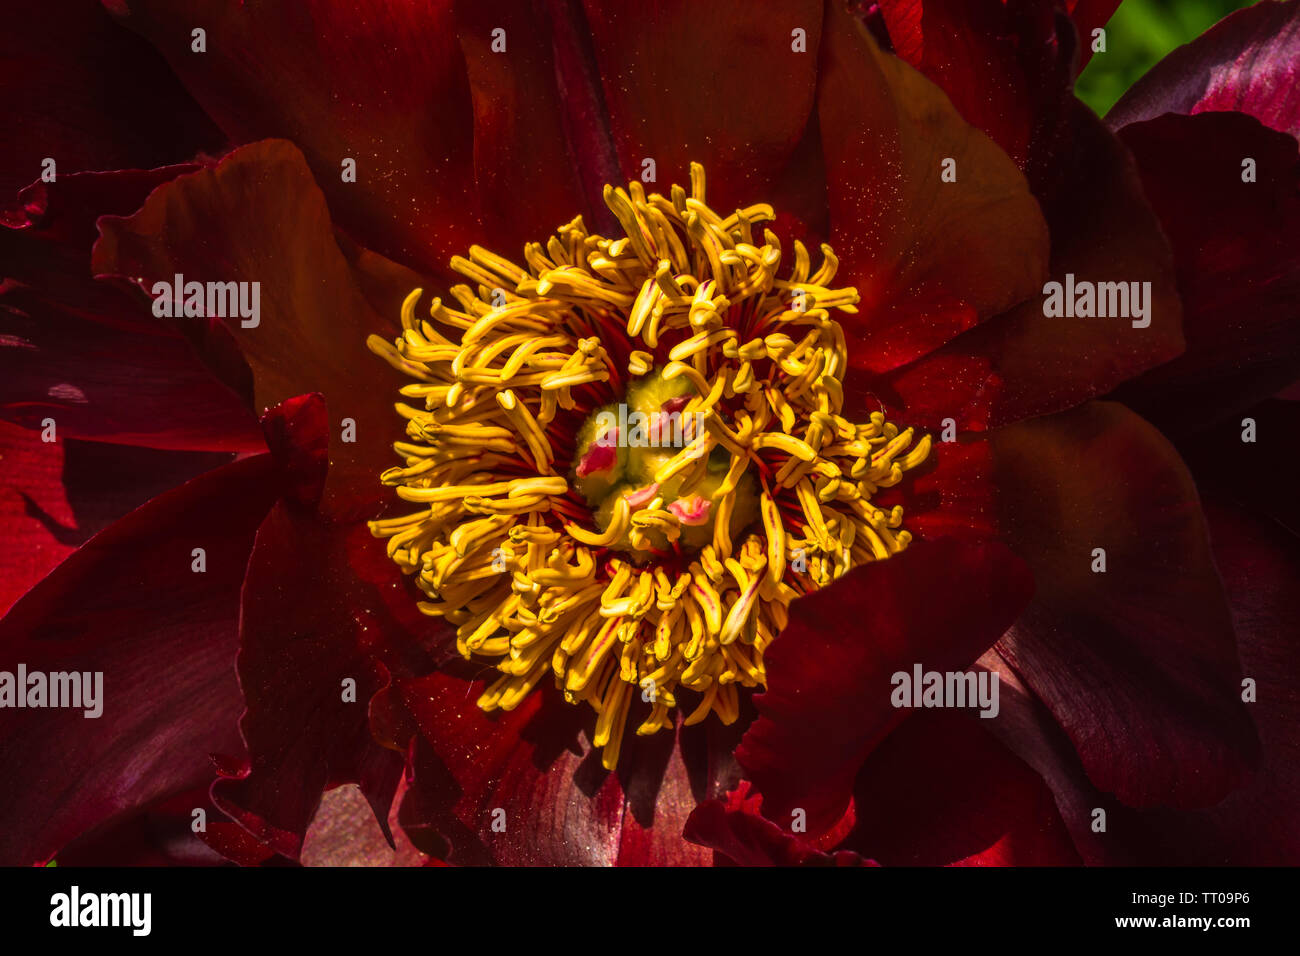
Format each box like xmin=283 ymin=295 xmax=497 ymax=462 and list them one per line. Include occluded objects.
xmin=0 ymin=0 xmax=1296 ymax=867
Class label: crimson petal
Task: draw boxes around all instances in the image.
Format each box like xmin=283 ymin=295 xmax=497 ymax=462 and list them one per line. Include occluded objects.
xmin=843 ymin=709 xmax=1081 ymax=865
xmin=684 ymin=781 xmax=873 ymax=866
xmin=0 ymin=451 xmax=278 ymax=864
xmin=735 ymin=537 xmax=1034 ymax=837
xmin=818 ymin=1 xmax=1049 ymax=375
xmin=881 ymin=102 xmax=1183 ymax=429
xmin=0 ymin=422 xmax=75 ymax=615
xmin=580 ymin=0 xmax=824 ymax=215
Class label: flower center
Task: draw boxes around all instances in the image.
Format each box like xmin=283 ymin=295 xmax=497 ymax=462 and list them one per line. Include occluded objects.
xmin=368 ymin=164 xmax=931 ymax=768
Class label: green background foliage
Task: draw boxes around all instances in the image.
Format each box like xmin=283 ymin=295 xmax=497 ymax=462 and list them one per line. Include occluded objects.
xmin=1074 ymin=0 xmax=1262 ymax=117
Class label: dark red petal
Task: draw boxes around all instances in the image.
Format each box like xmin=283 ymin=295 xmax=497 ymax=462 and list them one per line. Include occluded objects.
xmin=684 ymin=781 xmax=874 ymax=866
xmin=396 ymin=676 xmax=639 ymax=865
xmin=0 ymin=423 xmax=75 ymax=615
xmin=211 ymin=499 xmax=407 ymax=861
xmin=394 ymin=671 xmax=742 ymax=865
xmin=92 ymin=140 xmax=407 ymax=518
xmin=842 ymin=709 xmax=1081 ymax=866
xmin=873 ymin=0 xmax=1078 ymax=193
xmin=1180 ymin=397 xmax=1300 ymax=539
xmin=0 ymin=0 xmax=223 ymax=196
xmin=580 ymin=0 xmax=823 ymax=215
xmin=104 ymin=0 xmax=477 ymax=279
xmin=1113 ymin=495 xmax=1300 ymax=863
xmin=1114 ymin=112 xmax=1300 ymax=434
xmin=819 ymin=1 xmax=1049 ymax=375
xmin=1108 ymin=0 xmax=1300 ymax=139
xmin=735 ymin=537 xmax=1034 ymax=837
xmin=989 ymin=401 xmax=1258 ymax=808
xmin=1 ymin=169 xmax=263 ymax=452
xmin=56 ymin=787 xmax=234 ymax=866
xmin=452 ymin=1 xmax=588 ymax=255
xmin=0 ymin=452 xmax=277 ymax=864
xmin=880 ymin=102 xmax=1183 ymax=428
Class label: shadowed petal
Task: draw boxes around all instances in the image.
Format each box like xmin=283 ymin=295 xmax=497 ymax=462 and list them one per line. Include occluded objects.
xmin=1114 ymin=112 xmax=1300 ymax=434
xmin=989 ymin=401 xmax=1259 ymax=808
xmin=103 ymin=0 xmax=478 ymax=279
xmin=843 ymin=709 xmax=1081 ymax=866
xmin=734 ymin=537 xmax=1034 ymax=837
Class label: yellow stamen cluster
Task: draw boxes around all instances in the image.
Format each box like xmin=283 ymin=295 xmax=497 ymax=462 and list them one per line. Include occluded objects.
xmin=368 ymin=163 xmax=931 ymax=768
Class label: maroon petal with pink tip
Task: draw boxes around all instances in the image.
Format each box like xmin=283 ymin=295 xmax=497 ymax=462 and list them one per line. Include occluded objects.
xmin=735 ymin=537 xmax=1034 ymax=837
xmin=0 ymin=450 xmax=278 ymax=865
xmin=989 ymin=401 xmax=1259 ymax=809
xmin=393 ymin=671 xmax=739 ymax=865
xmin=1107 ymin=0 xmax=1300 ymax=139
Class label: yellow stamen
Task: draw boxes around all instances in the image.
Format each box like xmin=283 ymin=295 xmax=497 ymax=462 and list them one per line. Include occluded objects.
xmin=368 ymin=163 xmax=931 ymax=770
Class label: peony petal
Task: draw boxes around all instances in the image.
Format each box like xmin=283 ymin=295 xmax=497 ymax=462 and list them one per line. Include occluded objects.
xmin=0 ymin=422 xmax=76 ymax=615
xmin=1 ymin=169 xmax=263 ymax=451
xmin=989 ymin=401 xmax=1259 ymax=808
xmin=92 ymin=140 xmax=407 ymax=518
xmin=872 ymin=0 xmax=1078 ymax=192
xmin=1107 ymin=0 xmax=1300 ymax=140
xmin=818 ymin=1 xmax=1049 ymax=375
xmin=103 ymin=0 xmax=478 ymax=280
xmin=735 ymin=537 xmax=1034 ymax=837
xmin=210 ymin=496 xmax=408 ymax=861
xmin=453 ymin=1 xmax=589 ymax=255
xmin=1113 ymin=112 xmax=1300 ymax=434
xmin=880 ymin=102 xmax=1183 ymax=428
xmin=684 ymin=781 xmax=874 ymax=866
xmin=0 ymin=451 xmax=277 ymax=864
xmin=580 ymin=0 xmax=824 ymax=215
xmin=393 ymin=670 xmax=741 ymax=865
xmin=842 ymin=709 xmax=1081 ymax=866
xmin=0 ymin=0 xmax=222 ymax=195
